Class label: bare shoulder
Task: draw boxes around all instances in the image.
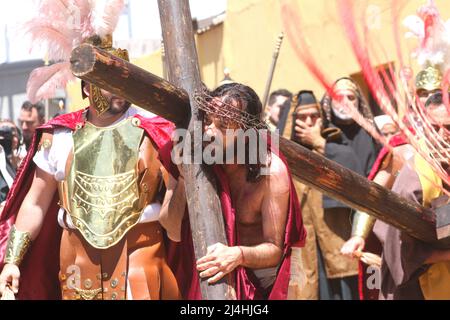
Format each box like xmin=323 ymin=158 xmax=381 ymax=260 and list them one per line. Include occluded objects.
xmin=264 ymin=152 xmax=290 ymax=194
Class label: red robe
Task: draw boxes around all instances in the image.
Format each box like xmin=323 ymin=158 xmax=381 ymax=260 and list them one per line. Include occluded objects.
xmin=358 ymin=134 xmax=408 ymax=300
xmin=0 ymin=108 xmax=174 ymax=300
xmin=159 ymin=141 xmax=306 ymax=300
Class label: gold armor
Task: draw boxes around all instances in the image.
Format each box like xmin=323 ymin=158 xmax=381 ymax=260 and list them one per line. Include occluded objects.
xmin=351 ymin=211 xmax=375 ymax=239
xmin=4 ymin=225 xmax=32 ymax=266
xmin=56 ymin=115 xmax=181 ymax=300
xmin=89 ymin=85 xmax=111 ymax=116
xmin=58 ymin=118 xmax=146 ymax=249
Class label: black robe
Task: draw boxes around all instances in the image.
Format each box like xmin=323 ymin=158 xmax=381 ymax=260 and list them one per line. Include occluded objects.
xmin=323 ymin=122 xmax=379 ymax=209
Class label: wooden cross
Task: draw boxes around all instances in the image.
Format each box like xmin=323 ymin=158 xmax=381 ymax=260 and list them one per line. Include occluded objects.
xmin=68 ymin=0 xmax=450 ymax=300
xmin=156 ymin=0 xmax=235 ymax=300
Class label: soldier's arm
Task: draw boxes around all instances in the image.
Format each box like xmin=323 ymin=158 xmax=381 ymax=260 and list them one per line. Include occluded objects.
xmin=159 ymin=173 xmax=186 ymax=242
xmin=0 ymin=167 xmax=57 ymax=295
xmin=14 ymin=167 xmax=58 ymax=241
xmin=342 ymin=144 xmax=410 ymax=258
xmin=341 ymin=162 xmax=392 ymax=257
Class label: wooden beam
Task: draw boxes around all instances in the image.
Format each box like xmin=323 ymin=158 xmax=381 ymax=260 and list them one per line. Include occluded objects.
xmin=278 ymin=138 xmax=449 ymax=248
xmin=261 ymin=32 xmax=284 ymax=109
xmin=70 ymin=44 xmax=450 ymax=249
xmin=70 ymin=43 xmax=190 ymax=127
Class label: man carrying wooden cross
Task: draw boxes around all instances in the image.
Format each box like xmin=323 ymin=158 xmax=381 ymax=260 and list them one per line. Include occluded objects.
xmin=159 ymin=83 xmax=307 ymax=300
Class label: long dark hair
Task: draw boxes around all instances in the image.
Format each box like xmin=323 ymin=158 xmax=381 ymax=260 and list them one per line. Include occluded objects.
xmin=211 ymin=83 xmax=270 ymax=182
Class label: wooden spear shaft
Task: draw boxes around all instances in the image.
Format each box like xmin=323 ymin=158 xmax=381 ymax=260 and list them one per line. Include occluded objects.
xmin=157 ymin=0 xmax=235 ymax=300
xmin=70 ymin=45 xmax=450 ymax=250
xmin=261 ymin=32 xmax=284 ymax=109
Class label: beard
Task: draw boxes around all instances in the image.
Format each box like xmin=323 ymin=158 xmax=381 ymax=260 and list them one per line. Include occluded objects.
xmin=89 ymin=86 xmax=132 ymax=117
xmin=331 ymin=107 xmax=353 ymax=121
xmin=105 ymin=96 xmax=131 ymax=115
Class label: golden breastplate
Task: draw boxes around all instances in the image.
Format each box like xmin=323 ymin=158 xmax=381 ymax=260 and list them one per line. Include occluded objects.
xmin=59 ymin=118 xmax=145 ymax=249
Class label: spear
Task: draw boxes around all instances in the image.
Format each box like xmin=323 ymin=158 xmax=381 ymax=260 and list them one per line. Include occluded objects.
xmin=261 ymin=32 xmax=284 ymax=110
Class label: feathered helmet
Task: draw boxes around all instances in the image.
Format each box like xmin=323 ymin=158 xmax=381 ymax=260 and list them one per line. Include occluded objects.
xmin=403 ymin=0 xmax=450 ymax=94
xmin=81 ymin=33 xmax=129 ymax=115
xmin=24 ymin=0 xmax=127 ymax=116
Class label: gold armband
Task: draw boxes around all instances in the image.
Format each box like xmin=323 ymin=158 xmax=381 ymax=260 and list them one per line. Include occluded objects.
xmin=4 ymin=225 xmax=32 ymax=266
xmin=351 ymin=211 xmax=375 ymax=239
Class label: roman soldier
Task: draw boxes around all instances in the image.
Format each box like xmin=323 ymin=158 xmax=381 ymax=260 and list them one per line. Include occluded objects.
xmin=0 ymin=1 xmax=180 ymax=300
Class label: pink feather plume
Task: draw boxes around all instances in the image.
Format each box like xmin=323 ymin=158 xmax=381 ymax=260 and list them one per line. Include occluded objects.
xmin=93 ymin=0 xmax=125 ymax=37
xmin=26 ymin=62 xmax=74 ymax=104
xmin=22 ymin=21 xmax=76 ymax=61
xmin=22 ymin=0 xmax=98 ymax=103
xmin=21 ymin=0 xmax=97 ymax=61
xmin=22 ymin=1 xmax=124 ymax=105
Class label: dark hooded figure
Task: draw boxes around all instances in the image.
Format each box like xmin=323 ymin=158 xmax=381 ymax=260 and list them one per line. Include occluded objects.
xmin=317 ymin=77 xmax=380 ymax=300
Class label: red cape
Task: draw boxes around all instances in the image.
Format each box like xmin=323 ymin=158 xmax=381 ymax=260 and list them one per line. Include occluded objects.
xmin=159 ymin=141 xmax=306 ymax=300
xmin=0 ymin=108 xmax=174 ymax=300
xmin=358 ymin=134 xmax=407 ymax=300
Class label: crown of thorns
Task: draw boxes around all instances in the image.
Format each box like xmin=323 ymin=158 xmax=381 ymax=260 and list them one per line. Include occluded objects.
xmin=193 ymin=89 xmax=268 ymax=130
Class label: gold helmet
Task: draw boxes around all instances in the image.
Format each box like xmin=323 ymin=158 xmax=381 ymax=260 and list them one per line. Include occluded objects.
xmin=82 ymin=34 xmax=130 ymax=116
xmin=415 ymin=65 xmax=442 ymax=92
xmin=24 ymin=1 xmax=127 ymax=108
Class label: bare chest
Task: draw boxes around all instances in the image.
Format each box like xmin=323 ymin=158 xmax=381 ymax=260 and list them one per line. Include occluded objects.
xmin=229 ymin=181 xmax=264 ymax=225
